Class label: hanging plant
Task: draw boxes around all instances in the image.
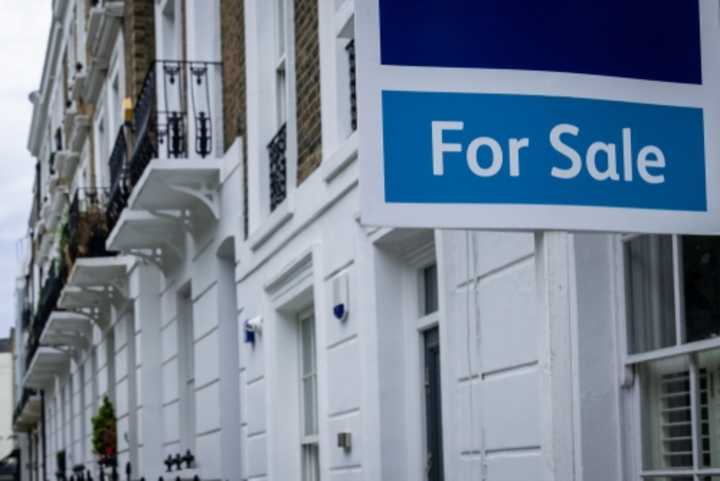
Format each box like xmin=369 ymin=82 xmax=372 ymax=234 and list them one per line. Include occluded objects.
xmin=91 ymin=396 xmax=117 ymax=467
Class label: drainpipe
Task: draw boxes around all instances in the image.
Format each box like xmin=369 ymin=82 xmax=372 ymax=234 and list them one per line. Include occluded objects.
xmin=40 ymin=391 xmax=46 ymax=481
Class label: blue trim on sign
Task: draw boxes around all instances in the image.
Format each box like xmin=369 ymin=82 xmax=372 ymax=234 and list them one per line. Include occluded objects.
xmin=378 ymin=0 xmax=702 ymax=85
xmin=382 ymin=91 xmax=707 ymax=212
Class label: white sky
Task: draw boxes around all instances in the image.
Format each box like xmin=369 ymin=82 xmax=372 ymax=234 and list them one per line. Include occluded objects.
xmin=0 ymin=2 xmax=51 ymax=338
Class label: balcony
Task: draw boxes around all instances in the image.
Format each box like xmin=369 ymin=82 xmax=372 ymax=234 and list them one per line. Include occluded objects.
xmin=65 ymin=188 xmax=113 ymax=265
xmin=13 ymin=388 xmax=40 ymax=431
xmin=84 ymin=0 xmax=124 ymax=105
xmin=106 ymin=60 xmax=226 ymax=265
xmin=24 ymin=260 xmax=67 ymax=372
xmin=58 ymin=256 xmax=132 ymax=326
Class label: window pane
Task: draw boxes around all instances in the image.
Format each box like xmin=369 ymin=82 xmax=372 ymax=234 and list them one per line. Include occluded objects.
xmin=642 ymin=477 xmax=693 ymax=481
xmin=641 ymin=355 xmax=692 ymax=471
xmin=301 ymin=317 xmax=316 ymax=375
xmin=625 ymin=236 xmax=676 ymax=353
xmin=424 ymin=264 xmax=439 ymax=315
xmin=302 ymin=444 xmax=320 ymax=481
xmin=684 ymin=236 xmax=720 ymax=343
xmin=697 ymin=349 xmax=720 ymax=469
xmin=303 ymin=375 xmax=318 ymax=436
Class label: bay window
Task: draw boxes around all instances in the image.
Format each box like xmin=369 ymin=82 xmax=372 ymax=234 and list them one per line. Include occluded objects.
xmin=623 ymin=234 xmax=720 ymax=480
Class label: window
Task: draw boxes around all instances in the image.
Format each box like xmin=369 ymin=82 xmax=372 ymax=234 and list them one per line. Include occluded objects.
xmin=299 ymin=312 xmax=320 ymax=481
xmin=419 ymin=263 xmax=444 ymax=481
xmin=178 ymin=290 xmax=196 ymax=453
xmin=268 ymin=0 xmax=291 ymax=212
xmin=625 ymin=236 xmax=720 ymax=356
xmin=335 ymin=8 xmax=356 ymax=139
xmin=623 ymin=235 xmax=720 ymax=479
xmin=275 ymin=0 xmax=288 ymax=128
xmin=422 ymin=264 xmax=439 ymax=316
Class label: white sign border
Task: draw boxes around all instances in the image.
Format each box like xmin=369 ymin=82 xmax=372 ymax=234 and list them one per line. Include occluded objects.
xmin=357 ymin=0 xmax=720 ymax=234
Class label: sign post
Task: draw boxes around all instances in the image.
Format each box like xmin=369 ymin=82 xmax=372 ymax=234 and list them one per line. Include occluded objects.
xmin=357 ymin=0 xmax=720 ymax=234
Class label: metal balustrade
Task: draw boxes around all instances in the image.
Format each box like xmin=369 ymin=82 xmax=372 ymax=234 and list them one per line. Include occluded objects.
xmin=267 ymin=123 xmax=288 ymax=212
xmin=67 ymin=187 xmax=112 ymax=264
xmin=25 ymin=260 xmax=67 ymax=370
xmin=346 ymin=39 xmax=357 ymax=132
xmin=55 ymin=461 xmax=217 ymax=481
xmin=105 ymin=60 xmax=221 ymax=232
xmin=106 ymin=127 xmax=130 ymax=234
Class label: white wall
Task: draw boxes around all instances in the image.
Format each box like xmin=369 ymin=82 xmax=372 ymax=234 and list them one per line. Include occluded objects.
xmin=0 ymin=352 xmax=13 ymax=460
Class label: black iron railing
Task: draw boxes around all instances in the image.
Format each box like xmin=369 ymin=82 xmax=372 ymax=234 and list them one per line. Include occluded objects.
xmin=67 ymin=188 xmax=112 ymax=264
xmin=346 ymin=40 xmax=357 ymax=132
xmin=105 ymin=60 xmax=220 ymax=230
xmin=130 ymin=60 xmax=219 ymax=173
xmin=268 ymin=124 xmax=287 ymax=212
xmin=34 ymin=162 xmax=42 ymax=222
xmin=106 ymin=128 xmax=130 ymax=234
xmin=109 ymin=128 xmax=127 ymax=190
xmin=22 ymin=303 xmax=32 ymax=329
xmin=25 ymin=260 xmax=67 ymax=371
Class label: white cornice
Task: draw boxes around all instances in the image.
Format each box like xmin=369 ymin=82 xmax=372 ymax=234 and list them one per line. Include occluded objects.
xmin=28 ymin=17 xmax=66 ymax=157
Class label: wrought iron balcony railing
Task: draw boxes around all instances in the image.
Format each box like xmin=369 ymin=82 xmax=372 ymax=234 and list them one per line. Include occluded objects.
xmin=268 ymin=124 xmax=287 ymax=212
xmin=130 ymin=60 xmax=220 ymax=179
xmin=346 ymin=40 xmax=357 ymax=132
xmin=66 ymin=188 xmax=112 ymax=264
xmin=21 ymin=303 xmax=32 ymax=330
xmin=25 ymin=260 xmax=67 ymax=370
xmin=105 ymin=60 xmax=221 ymax=231
xmin=106 ymin=127 xmax=130 ymax=234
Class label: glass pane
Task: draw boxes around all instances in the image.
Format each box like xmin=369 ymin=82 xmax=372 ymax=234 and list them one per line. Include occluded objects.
xmin=641 ymin=355 xmax=692 ymax=471
xmin=276 ymin=0 xmax=286 ymax=57
xmin=424 ymin=264 xmax=439 ymax=315
xmin=625 ymin=236 xmax=677 ymax=353
xmin=697 ymin=349 xmax=720 ymax=468
xmin=303 ymin=375 xmax=318 ymax=436
xmin=641 ymin=477 xmax=693 ymax=481
xmin=684 ymin=236 xmax=720 ymax=343
xmin=301 ymin=317 xmax=316 ymax=375
xmin=302 ymin=444 xmax=320 ymax=481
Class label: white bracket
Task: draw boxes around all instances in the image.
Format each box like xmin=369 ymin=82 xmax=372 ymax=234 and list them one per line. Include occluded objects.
xmin=166 ymin=181 xmax=220 ymax=220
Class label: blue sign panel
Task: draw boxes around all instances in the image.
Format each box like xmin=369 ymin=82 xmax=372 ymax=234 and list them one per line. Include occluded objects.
xmin=379 ymin=0 xmax=702 ymax=84
xmin=383 ymin=91 xmax=707 ymax=212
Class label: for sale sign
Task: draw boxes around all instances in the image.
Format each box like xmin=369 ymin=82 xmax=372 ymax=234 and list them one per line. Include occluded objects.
xmin=357 ymin=0 xmax=720 ymax=233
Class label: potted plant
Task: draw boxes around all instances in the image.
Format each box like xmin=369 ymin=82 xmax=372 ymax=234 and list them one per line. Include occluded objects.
xmin=91 ymin=396 xmax=117 ymax=469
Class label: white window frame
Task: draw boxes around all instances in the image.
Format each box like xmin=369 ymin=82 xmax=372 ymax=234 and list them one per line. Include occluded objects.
xmin=618 ymin=234 xmax=720 ymax=479
xmin=246 ymin=0 xmax=299 ymax=239
xmin=299 ymin=309 xmax=320 ymax=481
xmin=177 ymin=290 xmax=196 ymax=453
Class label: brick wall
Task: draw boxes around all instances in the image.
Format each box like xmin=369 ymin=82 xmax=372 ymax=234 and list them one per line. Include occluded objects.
xmin=220 ymin=0 xmax=247 ymax=152
xmin=123 ymin=0 xmax=156 ymax=102
xmin=294 ymin=0 xmax=322 ymax=184
xmin=220 ymin=0 xmax=249 ymax=237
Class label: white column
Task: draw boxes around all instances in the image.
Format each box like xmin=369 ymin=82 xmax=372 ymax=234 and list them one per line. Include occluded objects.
xmin=536 ymin=232 xmax=580 ymax=481
xmin=130 ymin=262 xmax=164 ymax=478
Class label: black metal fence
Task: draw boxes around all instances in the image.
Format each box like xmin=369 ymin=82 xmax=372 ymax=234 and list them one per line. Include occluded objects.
xmin=25 ymin=260 xmax=67 ymax=371
xmin=66 ymin=188 xmax=112 ymax=264
xmin=268 ymin=123 xmax=287 ymax=212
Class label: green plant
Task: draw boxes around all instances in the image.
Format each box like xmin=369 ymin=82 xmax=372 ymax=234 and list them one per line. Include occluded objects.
xmin=91 ymin=396 xmax=117 ymax=465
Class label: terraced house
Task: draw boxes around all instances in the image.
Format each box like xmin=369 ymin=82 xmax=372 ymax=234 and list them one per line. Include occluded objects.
xmin=10 ymin=1 xmax=720 ymax=481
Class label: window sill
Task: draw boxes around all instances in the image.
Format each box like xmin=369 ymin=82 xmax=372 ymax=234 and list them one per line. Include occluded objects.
xmin=322 ymin=131 xmax=358 ymax=183
xmin=248 ymin=202 xmax=294 ymax=252
xmin=625 ymin=336 xmax=720 ymax=365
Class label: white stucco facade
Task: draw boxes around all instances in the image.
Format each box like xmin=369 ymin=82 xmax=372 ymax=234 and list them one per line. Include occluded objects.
xmin=10 ymin=1 xmax=720 ymax=481
xmin=0 ymin=349 xmax=14 ymax=462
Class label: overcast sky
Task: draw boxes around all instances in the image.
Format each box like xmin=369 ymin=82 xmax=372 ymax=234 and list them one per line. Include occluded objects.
xmin=0 ymin=2 xmax=50 ymax=338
